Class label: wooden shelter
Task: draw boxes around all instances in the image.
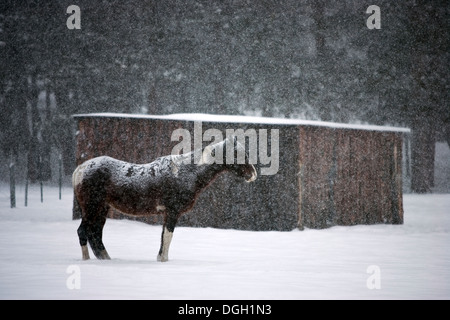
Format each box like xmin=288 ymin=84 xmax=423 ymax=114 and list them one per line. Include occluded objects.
xmin=72 ymin=113 xmax=409 ymax=231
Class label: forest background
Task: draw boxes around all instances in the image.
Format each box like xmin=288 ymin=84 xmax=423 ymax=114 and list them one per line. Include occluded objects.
xmin=0 ymin=0 xmax=448 ymax=193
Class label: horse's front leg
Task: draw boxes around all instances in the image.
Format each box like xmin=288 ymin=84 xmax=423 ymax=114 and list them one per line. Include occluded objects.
xmin=157 ymin=212 xmax=178 ymax=262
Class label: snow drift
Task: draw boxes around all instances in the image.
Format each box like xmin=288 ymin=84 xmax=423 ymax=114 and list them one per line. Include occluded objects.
xmin=0 ymin=184 xmax=449 ymax=299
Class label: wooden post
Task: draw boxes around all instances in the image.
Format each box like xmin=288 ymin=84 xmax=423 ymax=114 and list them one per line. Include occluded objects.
xmin=39 ymin=156 xmax=43 ymax=203
xmin=404 ymin=133 xmax=411 ymax=179
xmin=10 ymin=159 xmax=16 ymax=209
xmin=58 ymin=154 xmax=62 ymax=200
xmin=25 ymin=159 xmax=28 ymax=207
xmin=40 ymin=180 xmax=43 ymax=203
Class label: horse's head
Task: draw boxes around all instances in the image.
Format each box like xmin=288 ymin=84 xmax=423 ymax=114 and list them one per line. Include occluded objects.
xmin=234 ymin=161 xmax=258 ymax=183
xmin=199 ymin=137 xmax=257 ymax=182
xmin=224 ymin=137 xmax=257 ymax=183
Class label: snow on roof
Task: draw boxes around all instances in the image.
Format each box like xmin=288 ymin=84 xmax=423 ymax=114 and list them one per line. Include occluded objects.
xmin=73 ymin=112 xmax=411 ymax=133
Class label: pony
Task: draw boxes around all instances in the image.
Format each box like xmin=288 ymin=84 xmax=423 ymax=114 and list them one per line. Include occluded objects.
xmin=72 ymin=137 xmax=257 ymax=261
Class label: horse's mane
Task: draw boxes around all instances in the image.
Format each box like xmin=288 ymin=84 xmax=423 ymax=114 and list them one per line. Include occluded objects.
xmin=169 ymin=137 xmax=247 ymax=169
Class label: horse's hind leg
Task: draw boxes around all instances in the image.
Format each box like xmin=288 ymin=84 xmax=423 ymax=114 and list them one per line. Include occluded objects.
xmin=86 ymin=208 xmax=111 ymax=260
xmin=77 ymin=216 xmax=110 ymax=260
xmin=77 ymin=220 xmax=90 ymax=260
xmin=75 ymin=164 xmax=111 ymax=260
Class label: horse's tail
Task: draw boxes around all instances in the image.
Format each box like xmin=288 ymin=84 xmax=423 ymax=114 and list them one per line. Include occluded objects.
xmin=72 ymin=162 xmax=84 ymax=220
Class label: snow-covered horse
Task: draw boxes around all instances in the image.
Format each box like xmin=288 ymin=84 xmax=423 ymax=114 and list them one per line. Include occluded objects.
xmin=72 ymin=138 xmax=257 ymax=261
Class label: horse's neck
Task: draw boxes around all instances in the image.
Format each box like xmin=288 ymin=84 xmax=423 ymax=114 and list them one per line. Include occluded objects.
xmin=195 ymin=163 xmax=227 ymax=191
xmin=188 ymin=139 xmax=236 ymax=190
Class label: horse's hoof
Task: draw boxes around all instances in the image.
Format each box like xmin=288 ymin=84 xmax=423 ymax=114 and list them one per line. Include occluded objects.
xmin=81 ymin=245 xmax=90 ymax=260
xmin=157 ymin=255 xmax=168 ymax=262
xmin=98 ymin=250 xmax=111 ymax=260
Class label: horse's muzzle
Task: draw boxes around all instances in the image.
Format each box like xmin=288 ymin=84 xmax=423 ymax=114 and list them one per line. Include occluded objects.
xmin=245 ymin=166 xmax=258 ymax=183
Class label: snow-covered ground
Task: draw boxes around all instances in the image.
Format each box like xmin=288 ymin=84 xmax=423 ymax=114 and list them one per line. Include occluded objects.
xmin=0 ymin=184 xmax=449 ymax=300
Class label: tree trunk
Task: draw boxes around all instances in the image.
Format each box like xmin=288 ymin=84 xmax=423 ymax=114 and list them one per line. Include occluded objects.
xmin=411 ymin=122 xmax=435 ymax=193
xmin=311 ymin=0 xmax=326 ymax=60
xmin=27 ymin=73 xmax=40 ymax=183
